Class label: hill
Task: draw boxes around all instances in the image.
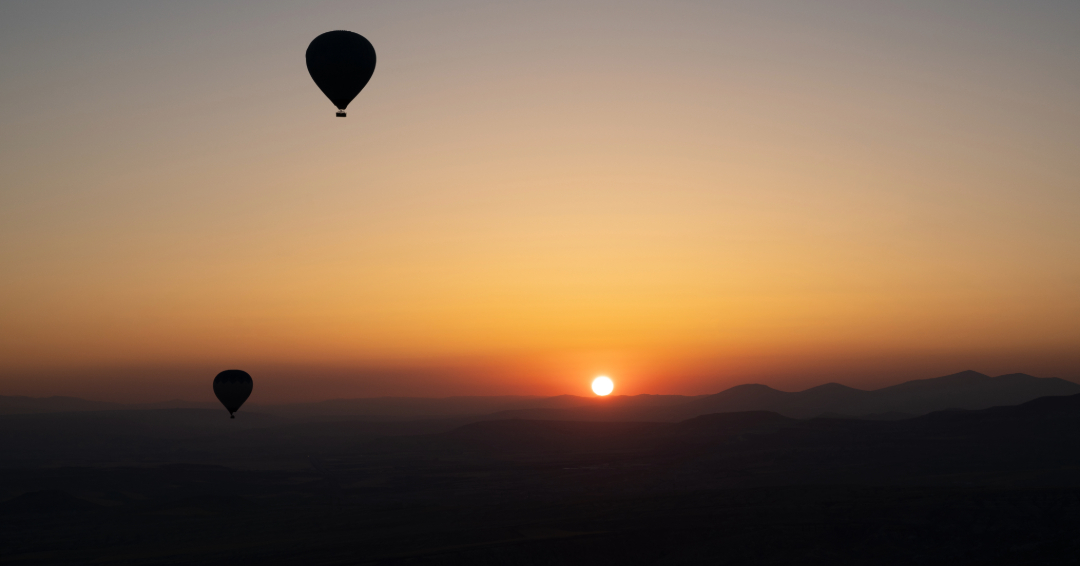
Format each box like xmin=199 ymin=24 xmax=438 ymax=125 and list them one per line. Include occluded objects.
xmin=6 ymin=391 xmax=1080 ymax=564
xmin=482 ymin=371 xmax=1080 ymax=422
xmin=3 ymin=371 xmax=1075 ymax=425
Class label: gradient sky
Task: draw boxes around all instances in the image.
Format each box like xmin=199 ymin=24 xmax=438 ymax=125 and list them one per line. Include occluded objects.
xmin=2 ymin=1 xmax=1079 ymax=403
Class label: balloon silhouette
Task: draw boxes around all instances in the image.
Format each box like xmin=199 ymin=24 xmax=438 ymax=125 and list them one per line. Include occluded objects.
xmin=306 ymin=30 xmax=376 ymax=117
xmin=213 ymin=370 xmax=253 ymax=419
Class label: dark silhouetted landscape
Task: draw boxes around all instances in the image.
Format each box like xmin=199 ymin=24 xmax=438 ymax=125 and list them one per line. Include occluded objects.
xmin=5 ymin=371 xmax=1080 ymax=564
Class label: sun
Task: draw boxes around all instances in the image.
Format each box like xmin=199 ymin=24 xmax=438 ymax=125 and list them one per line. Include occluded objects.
xmin=591 ymin=376 xmax=614 ymax=396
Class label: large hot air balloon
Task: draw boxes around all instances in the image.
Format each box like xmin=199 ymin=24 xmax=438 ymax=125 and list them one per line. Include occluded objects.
xmin=306 ymin=30 xmax=376 ymax=117
xmin=213 ymin=370 xmax=253 ymax=419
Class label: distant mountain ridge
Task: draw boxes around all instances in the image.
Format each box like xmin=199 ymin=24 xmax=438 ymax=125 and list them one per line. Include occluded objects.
xmin=667 ymin=370 xmax=1080 ymax=419
xmin=0 ymin=393 xmax=704 ymax=418
xmin=480 ymin=371 xmax=1080 ymax=422
xmin=2 ymin=371 xmax=1076 ymax=422
xmin=440 ymin=391 xmax=1080 ymax=485
xmin=260 ymin=396 xmax=547 ymax=419
xmin=0 ymin=396 xmax=125 ymax=414
xmin=0 ymin=396 xmax=218 ymax=415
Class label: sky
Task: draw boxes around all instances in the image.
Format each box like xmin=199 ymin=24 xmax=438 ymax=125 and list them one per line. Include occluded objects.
xmin=2 ymin=1 xmax=1079 ymax=403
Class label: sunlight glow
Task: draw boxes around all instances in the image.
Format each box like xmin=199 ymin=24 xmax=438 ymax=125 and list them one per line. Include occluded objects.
xmin=592 ymin=376 xmax=614 ymax=396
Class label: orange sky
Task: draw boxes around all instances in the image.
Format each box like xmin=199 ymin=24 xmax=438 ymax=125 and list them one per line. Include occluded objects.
xmin=2 ymin=1 xmax=1079 ymax=403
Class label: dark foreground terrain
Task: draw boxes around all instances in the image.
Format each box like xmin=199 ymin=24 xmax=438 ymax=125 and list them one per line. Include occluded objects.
xmin=5 ymin=394 xmax=1080 ymax=564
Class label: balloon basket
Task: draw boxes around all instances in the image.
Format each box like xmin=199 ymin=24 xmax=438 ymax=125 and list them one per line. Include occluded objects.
xmin=336 ymin=111 xmax=346 ymax=117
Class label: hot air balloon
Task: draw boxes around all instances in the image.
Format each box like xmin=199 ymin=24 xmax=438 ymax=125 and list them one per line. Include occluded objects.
xmin=213 ymin=370 xmax=253 ymax=419
xmin=306 ymin=30 xmax=376 ymax=117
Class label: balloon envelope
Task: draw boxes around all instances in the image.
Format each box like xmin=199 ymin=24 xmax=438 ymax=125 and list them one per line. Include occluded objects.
xmin=306 ymin=30 xmax=376 ymax=116
xmin=213 ymin=370 xmax=253 ymax=418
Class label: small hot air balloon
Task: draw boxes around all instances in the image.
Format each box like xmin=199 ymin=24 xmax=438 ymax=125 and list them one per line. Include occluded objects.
xmin=213 ymin=370 xmax=253 ymax=419
xmin=306 ymin=30 xmax=376 ymax=117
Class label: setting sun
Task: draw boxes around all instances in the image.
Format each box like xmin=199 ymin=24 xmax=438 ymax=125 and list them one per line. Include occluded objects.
xmin=591 ymin=376 xmax=614 ymax=396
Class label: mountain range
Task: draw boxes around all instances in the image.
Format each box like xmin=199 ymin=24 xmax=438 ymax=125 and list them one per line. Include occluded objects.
xmin=6 ymin=380 xmax=1080 ymax=564
xmin=494 ymin=370 xmax=1080 ymax=421
xmin=2 ymin=371 xmax=1076 ymax=423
